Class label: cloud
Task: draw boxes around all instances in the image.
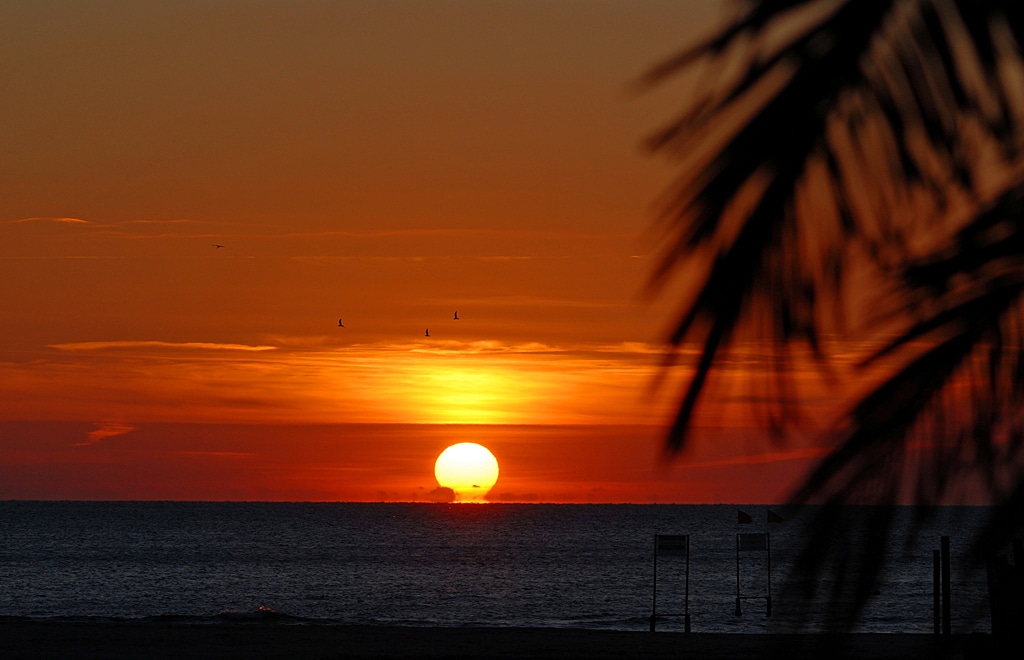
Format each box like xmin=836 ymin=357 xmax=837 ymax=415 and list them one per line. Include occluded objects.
xmin=408 ymin=340 xmax=567 ymax=356
xmin=49 ymin=341 xmax=277 ymax=352
xmin=424 ymin=486 xmax=455 ymax=503
xmin=120 ymin=219 xmax=196 ymax=225
xmin=15 ymin=216 xmax=90 ymax=224
xmin=4 ymin=336 xmax=674 ymax=427
xmin=76 ymin=422 xmax=138 ymax=446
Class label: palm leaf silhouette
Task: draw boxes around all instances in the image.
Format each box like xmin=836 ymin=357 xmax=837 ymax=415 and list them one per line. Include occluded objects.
xmin=645 ymin=0 xmax=1024 ymax=629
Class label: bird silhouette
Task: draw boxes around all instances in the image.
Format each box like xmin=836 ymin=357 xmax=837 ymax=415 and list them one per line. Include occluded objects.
xmin=453 ymin=311 xmax=459 ymax=320
xmin=425 ymin=329 xmax=430 ymax=337
xmin=212 ymin=244 xmax=224 ymax=249
xmin=338 ymin=319 xmax=344 ymax=327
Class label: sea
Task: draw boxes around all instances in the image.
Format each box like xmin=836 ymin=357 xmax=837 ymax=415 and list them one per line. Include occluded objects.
xmin=0 ymin=502 xmax=1002 ymax=634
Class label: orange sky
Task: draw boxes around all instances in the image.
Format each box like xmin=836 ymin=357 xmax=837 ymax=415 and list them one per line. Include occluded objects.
xmin=0 ymin=0 xmax=842 ymax=503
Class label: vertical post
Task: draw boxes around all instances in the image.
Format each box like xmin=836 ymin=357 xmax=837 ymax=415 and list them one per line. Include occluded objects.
xmin=766 ymin=533 xmax=772 ymax=617
xmin=941 ymin=535 xmax=951 ymax=636
xmin=735 ymin=534 xmax=742 ymax=616
xmin=684 ymin=535 xmax=691 ymax=633
xmin=986 ymin=556 xmax=1000 ymax=636
xmin=650 ymin=535 xmax=658 ymax=632
xmin=933 ymin=549 xmax=940 ymax=635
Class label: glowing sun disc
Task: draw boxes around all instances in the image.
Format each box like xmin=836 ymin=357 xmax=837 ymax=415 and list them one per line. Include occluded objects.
xmin=434 ymin=442 xmax=499 ymax=502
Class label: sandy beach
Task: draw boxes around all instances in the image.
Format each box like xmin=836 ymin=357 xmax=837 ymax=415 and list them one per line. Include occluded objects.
xmin=0 ymin=620 xmax=993 ymax=659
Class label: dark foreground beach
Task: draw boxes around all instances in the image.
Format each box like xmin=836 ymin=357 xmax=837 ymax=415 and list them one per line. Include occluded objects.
xmin=0 ymin=620 xmax=1002 ymax=659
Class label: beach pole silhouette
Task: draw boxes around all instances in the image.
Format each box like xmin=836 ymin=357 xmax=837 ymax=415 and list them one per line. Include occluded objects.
xmin=931 ymin=536 xmax=953 ymax=636
xmin=735 ymin=532 xmax=771 ymax=617
xmin=650 ymin=534 xmax=690 ymax=633
xmin=933 ymin=549 xmax=940 ymax=635
xmin=942 ymin=536 xmax=951 ymax=636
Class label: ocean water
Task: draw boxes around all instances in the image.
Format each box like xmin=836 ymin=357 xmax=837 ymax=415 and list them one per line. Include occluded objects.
xmin=0 ymin=502 xmax=997 ymax=633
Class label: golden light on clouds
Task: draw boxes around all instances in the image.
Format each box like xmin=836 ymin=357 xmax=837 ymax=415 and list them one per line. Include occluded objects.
xmin=0 ymin=338 xmax=680 ymax=427
xmin=410 ymin=366 xmax=521 ymax=424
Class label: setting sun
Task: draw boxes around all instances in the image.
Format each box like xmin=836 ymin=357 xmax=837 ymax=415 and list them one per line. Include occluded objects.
xmin=434 ymin=443 xmax=500 ymax=502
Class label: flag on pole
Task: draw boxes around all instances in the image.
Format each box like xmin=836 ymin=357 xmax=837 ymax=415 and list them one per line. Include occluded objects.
xmin=738 ymin=510 xmax=753 ymax=524
xmin=767 ymin=509 xmax=784 ymax=524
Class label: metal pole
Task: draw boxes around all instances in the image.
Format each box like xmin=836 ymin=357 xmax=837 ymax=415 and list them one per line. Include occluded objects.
xmin=650 ymin=535 xmax=658 ymax=632
xmin=941 ymin=536 xmax=951 ymax=636
xmin=735 ymin=534 xmax=742 ymax=616
xmin=933 ymin=549 xmax=940 ymax=635
xmin=766 ymin=533 xmax=772 ymax=617
xmin=986 ymin=555 xmax=1002 ymax=636
xmin=684 ymin=535 xmax=691 ymax=633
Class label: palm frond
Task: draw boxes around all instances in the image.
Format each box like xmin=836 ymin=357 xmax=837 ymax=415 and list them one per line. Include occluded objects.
xmin=645 ymin=0 xmax=1024 ymax=631
xmin=792 ymin=180 xmax=1024 ymax=598
xmin=649 ymin=0 xmax=1024 ymax=450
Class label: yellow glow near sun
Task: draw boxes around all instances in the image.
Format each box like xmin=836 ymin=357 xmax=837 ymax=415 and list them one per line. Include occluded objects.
xmin=434 ymin=442 xmax=499 ymax=502
xmin=415 ymin=367 xmax=520 ymax=424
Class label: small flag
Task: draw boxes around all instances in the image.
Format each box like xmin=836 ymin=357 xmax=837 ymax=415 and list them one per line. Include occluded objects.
xmin=738 ymin=532 xmax=768 ymax=551
xmin=656 ymin=534 xmax=689 ymax=556
xmin=767 ymin=509 xmax=784 ymax=524
xmin=738 ymin=510 xmax=753 ymax=524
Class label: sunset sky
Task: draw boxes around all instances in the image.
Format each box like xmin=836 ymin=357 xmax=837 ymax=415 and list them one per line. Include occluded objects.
xmin=1 ymin=0 xmax=839 ymax=503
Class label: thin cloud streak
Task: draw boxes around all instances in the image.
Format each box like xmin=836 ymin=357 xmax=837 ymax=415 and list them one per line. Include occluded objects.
xmin=75 ymin=422 xmax=138 ymax=446
xmin=14 ymin=217 xmax=91 ymax=224
xmin=50 ymin=341 xmax=278 ymax=352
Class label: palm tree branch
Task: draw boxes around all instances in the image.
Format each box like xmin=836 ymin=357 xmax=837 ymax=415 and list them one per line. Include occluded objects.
xmin=649 ymin=0 xmax=1024 ymax=460
xmin=793 ymin=324 xmax=987 ymax=504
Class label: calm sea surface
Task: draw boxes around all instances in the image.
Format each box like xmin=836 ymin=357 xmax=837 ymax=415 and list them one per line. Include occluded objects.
xmin=0 ymin=502 xmax=997 ymax=633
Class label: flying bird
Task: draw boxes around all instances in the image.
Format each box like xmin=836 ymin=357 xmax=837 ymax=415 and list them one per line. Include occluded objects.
xmin=212 ymin=244 xmax=225 ymax=249
xmin=453 ymin=311 xmax=459 ymax=320
xmin=425 ymin=329 xmax=430 ymax=337
xmin=338 ymin=319 xmax=344 ymax=327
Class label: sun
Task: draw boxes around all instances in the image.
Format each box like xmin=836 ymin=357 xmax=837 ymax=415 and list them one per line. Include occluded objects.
xmin=434 ymin=442 xmax=499 ymax=502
